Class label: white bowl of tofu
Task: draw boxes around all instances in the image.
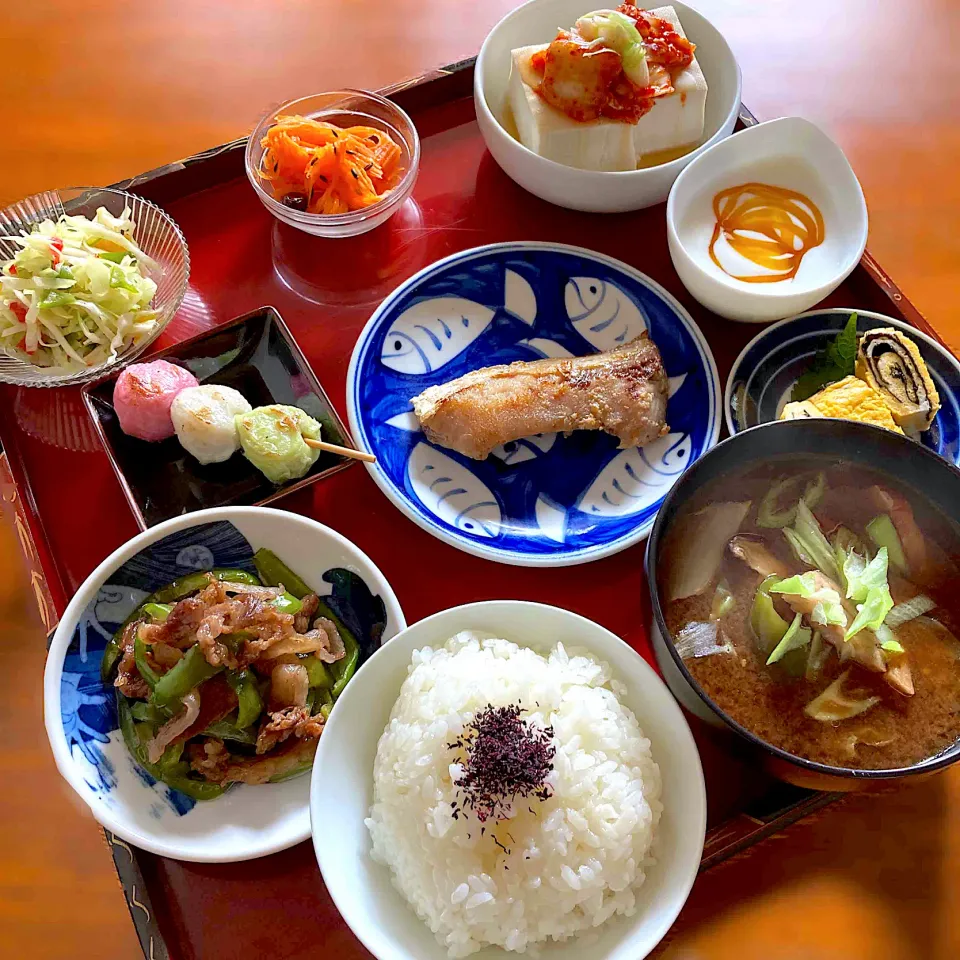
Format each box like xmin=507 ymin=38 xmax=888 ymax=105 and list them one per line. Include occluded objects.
xmin=666 ymin=116 xmax=869 ymax=323
xmin=475 ymin=0 xmax=741 ymax=213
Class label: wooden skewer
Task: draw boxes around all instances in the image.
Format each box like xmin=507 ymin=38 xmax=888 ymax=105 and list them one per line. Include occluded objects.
xmin=303 ymin=436 xmax=376 ymax=463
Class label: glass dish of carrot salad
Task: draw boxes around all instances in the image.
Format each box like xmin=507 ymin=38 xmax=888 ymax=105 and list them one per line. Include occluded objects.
xmin=259 ymin=115 xmax=404 ymax=215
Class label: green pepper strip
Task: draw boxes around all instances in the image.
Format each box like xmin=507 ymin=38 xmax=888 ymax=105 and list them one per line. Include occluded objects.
xmin=221 ymin=631 xmax=254 ymax=654
xmin=41 ymin=290 xmax=76 ymax=308
xmin=226 ymin=670 xmax=263 ymax=728
xmin=151 ymin=568 xmax=261 ymax=604
xmin=152 ymin=646 xmax=222 ymax=706
xmin=157 ymin=740 xmax=185 ymax=773
xmin=130 ymin=700 xmax=170 ymax=724
xmin=319 ymin=599 xmax=360 ymax=700
xmin=267 ymin=760 xmax=314 ymax=784
xmin=319 ymin=702 xmax=333 ymax=720
xmin=117 ymin=694 xmax=225 ymax=801
xmin=253 ymin=549 xmax=313 ymax=600
xmin=133 ymin=628 xmax=161 ymax=690
xmin=202 ymin=718 xmax=257 ymax=745
xmin=273 ymin=592 xmax=303 ymax=616
xmin=100 ymin=635 xmax=124 ymax=684
xmin=301 ymin=655 xmax=332 ymax=689
xmin=143 ymin=602 xmax=173 ymax=621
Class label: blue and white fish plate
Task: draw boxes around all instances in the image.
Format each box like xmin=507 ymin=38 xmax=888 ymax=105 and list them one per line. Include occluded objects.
xmin=43 ymin=507 xmax=404 ymax=863
xmin=347 ymin=243 xmax=722 ymax=566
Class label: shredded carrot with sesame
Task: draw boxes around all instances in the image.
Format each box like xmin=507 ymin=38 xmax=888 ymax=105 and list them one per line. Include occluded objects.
xmin=259 ymin=115 xmax=404 ymax=214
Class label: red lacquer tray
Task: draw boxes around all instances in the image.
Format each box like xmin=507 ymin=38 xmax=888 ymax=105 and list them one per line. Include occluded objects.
xmin=4 ymin=60 xmax=944 ymax=960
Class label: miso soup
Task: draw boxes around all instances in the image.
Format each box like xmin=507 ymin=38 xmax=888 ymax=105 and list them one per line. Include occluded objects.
xmin=658 ymin=459 xmax=960 ymax=769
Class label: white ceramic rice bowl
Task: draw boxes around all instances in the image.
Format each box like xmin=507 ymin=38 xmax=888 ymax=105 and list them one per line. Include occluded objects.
xmin=311 ymin=600 xmax=706 ymax=960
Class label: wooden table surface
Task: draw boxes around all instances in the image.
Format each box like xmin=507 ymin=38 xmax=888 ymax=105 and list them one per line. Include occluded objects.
xmin=3 ymin=1 xmax=959 ymax=958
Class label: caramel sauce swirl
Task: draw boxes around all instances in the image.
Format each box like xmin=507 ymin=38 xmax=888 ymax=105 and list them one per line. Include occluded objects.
xmin=709 ymin=182 xmax=825 ymax=283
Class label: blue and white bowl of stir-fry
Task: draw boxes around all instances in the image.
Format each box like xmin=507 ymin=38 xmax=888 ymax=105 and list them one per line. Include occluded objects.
xmin=44 ymin=507 xmax=405 ymax=862
xmin=0 ymin=186 xmax=189 ymax=388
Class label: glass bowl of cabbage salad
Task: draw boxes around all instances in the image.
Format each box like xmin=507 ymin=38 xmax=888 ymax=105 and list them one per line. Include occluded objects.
xmin=0 ymin=187 xmax=189 ymax=387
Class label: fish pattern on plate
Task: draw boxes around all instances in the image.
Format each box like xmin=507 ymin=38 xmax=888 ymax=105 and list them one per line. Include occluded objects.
xmin=347 ymin=243 xmax=721 ymax=566
xmin=379 ymin=268 xmax=537 ymax=373
xmin=565 ymin=276 xmax=650 ymax=352
xmin=725 ymin=308 xmax=960 ymax=466
xmin=59 ymin=521 xmax=388 ymax=818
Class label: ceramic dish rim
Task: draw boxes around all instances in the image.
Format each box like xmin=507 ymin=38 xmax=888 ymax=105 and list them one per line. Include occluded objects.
xmin=43 ymin=505 xmax=407 ymax=863
xmin=345 ymin=240 xmax=723 ymax=567
xmin=723 ymin=307 xmax=960 ymax=438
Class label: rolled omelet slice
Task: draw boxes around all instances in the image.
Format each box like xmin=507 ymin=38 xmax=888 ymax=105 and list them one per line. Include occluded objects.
xmin=780 ymin=400 xmax=823 ymax=421
xmin=798 ymin=376 xmax=904 ymax=434
xmin=236 ymin=404 xmax=321 ymax=484
xmin=856 ymin=328 xmax=940 ymax=434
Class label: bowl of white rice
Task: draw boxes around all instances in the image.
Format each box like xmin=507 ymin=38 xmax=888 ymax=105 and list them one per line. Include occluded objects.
xmin=311 ymin=601 xmax=706 ymax=959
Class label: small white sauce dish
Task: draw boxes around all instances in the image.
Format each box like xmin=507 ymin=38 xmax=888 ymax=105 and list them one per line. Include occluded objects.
xmin=475 ymin=0 xmax=741 ymax=213
xmin=311 ymin=600 xmax=706 ymax=960
xmin=44 ymin=506 xmax=405 ymax=863
xmin=667 ymin=116 xmax=868 ymax=323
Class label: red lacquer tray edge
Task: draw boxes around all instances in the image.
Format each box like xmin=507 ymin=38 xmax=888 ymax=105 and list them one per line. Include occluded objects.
xmin=5 ymin=57 xmax=944 ymax=960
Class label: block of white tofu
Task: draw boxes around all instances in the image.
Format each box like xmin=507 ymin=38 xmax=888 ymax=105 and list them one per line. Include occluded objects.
xmin=507 ymin=5 xmax=708 ymax=172
xmin=509 ymin=43 xmax=637 ymax=171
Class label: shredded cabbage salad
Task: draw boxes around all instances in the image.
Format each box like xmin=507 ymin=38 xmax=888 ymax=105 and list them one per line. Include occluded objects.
xmin=0 ymin=206 xmax=160 ymax=372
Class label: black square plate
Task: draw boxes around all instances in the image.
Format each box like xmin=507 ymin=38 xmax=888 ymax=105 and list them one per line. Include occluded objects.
xmin=83 ymin=306 xmax=355 ymax=528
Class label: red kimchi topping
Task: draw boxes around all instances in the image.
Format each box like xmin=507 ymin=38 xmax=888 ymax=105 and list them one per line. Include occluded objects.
xmin=533 ymin=5 xmax=696 ymax=125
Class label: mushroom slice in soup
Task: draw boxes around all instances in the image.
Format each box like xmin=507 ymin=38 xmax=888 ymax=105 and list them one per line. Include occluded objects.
xmin=839 ymin=726 xmax=895 ymax=759
xmin=886 ymin=594 xmax=936 ymax=628
xmin=883 ymin=652 xmax=915 ymax=697
xmin=663 ymin=501 xmax=752 ymax=601
xmin=805 ymin=670 xmax=881 ymax=722
xmin=729 ymin=535 xmax=793 ymax=580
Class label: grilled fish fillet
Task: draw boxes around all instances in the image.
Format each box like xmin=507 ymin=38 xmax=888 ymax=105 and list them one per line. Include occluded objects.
xmin=410 ymin=334 xmax=669 ymax=460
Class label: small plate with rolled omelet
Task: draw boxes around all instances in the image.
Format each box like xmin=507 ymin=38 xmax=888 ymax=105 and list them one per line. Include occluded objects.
xmin=726 ymin=307 xmax=960 ymax=466
xmin=347 ymin=242 xmax=721 ymax=566
xmin=83 ymin=306 xmax=359 ymax=529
